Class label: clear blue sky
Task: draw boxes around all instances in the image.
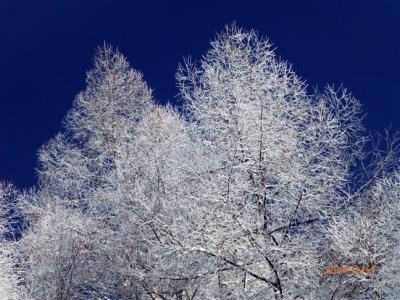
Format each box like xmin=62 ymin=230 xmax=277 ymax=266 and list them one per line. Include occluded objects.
xmin=1 ymin=0 xmax=399 ymax=188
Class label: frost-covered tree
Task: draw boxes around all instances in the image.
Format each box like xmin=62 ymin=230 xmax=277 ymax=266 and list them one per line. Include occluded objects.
xmin=0 ymin=181 xmax=26 ymax=300
xmin=176 ymin=25 xmax=367 ymax=299
xmin=38 ymin=44 xmax=153 ymax=204
xmin=18 ymin=196 xmax=94 ymax=299
xmin=3 ymin=25 xmax=399 ymax=300
xmin=324 ymin=171 xmax=400 ymax=299
xmin=18 ymin=44 xmax=155 ymax=299
xmin=0 ymin=246 xmax=24 ymax=300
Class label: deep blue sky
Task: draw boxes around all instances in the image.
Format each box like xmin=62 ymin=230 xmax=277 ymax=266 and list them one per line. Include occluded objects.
xmin=1 ymin=1 xmax=399 ymax=188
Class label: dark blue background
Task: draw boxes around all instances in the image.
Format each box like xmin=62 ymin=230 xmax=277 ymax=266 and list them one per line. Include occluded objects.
xmin=1 ymin=0 xmax=399 ymax=188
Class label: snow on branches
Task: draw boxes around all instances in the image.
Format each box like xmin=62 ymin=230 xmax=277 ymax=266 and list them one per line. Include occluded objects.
xmin=1 ymin=25 xmax=399 ymax=299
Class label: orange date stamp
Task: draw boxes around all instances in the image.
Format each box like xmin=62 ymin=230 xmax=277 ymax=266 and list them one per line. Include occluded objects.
xmin=324 ymin=265 xmax=376 ymax=276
